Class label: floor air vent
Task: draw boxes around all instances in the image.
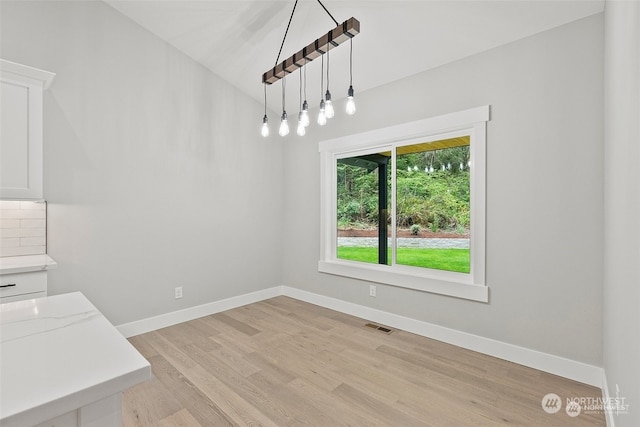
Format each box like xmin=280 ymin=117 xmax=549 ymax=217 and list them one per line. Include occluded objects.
xmin=365 ymin=323 xmax=394 ymax=334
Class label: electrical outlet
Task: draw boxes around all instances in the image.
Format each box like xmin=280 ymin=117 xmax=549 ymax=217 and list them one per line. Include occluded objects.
xmin=175 ymin=286 xmax=183 ymax=299
xmin=369 ymin=285 xmax=376 ymax=297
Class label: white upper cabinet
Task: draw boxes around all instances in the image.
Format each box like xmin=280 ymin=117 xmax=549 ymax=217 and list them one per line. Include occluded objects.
xmin=1 ymin=59 xmax=55 ymax=200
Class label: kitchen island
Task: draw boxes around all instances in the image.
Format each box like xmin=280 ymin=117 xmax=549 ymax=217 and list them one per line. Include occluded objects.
xmin=0 ymin=292 xmax=151 ymax=426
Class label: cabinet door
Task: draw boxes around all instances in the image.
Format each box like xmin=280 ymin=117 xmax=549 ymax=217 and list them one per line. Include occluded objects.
xmin=1 ymin=60 xmax=54 ymax=200
xmin=0 ymin=77 xmax=43 ymax=199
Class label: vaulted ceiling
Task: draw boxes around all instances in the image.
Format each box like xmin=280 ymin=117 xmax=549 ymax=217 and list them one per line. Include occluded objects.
xmin=105 ymin=0 xmax=604 ymax=112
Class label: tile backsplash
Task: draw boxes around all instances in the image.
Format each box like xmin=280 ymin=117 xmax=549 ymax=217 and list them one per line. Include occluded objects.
xmin=0 ymin=201 xmax=47 ymax=257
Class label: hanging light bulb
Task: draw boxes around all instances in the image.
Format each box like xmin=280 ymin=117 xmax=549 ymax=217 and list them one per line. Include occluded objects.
xmin=297 ymin=112 xmax=306 ymax=136
xmin=301 ymin=60 xmax=310 ymax=127
xmin=301 ymin=100 xmax=310 ymax=127
xmin=279 ymin=111 xmax=289 ymax=136
xmin=325 ymin=91 xmax=334 ymax=119
xmin=318 ymin=54 xmax=327 ymax=126
xmin=346 ymin=38 xmax=356 ymax=115
xmin=346 ymin=86 xmax=356 ymax=115
xmin=318 ymin=100 xmax=327 ymax=126
xmin=297 ymin=120 xmax=306 ymax=136
xmin=260 ymin=82 xmax=269 ymax=137
xmin=279 ymin=79 xmax=289 ymax=136
xmin=325 ymin=44 xmax=334 ymax=119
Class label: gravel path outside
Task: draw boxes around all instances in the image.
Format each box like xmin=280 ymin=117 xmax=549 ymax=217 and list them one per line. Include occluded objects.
xmin=338 ymin=237 xmax=469 ymax=249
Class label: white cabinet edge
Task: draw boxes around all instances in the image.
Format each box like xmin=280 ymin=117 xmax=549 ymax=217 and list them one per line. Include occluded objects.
xmin=0 ymin=255 xmax=57 ymax=275
xmin=1 ymin=59 xmax=55 ymax=89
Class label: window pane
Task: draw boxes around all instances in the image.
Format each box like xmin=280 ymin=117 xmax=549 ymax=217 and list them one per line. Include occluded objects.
xmin=395 ymin=139 xmax=470 ymax=273
xmin=336 ymin=151 xmax=390 ymax=265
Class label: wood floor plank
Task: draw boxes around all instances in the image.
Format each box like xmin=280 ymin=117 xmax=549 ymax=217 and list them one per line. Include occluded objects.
xmin=244 ymin=303 xmax=316 ymax=336
xmin=211 ymin=312 xmax=261 ymax=336
xmin=258 ymin=338 xmax=345 ymax=392
xmin=287 ymin=377 xmax=387 ymax=427
xmin=209 ymin=345 xmax=262 ymax=378
xmin=247 ymin=369 xmax=342 ymax=426
xmin=124 ymin=296 xmax=606 ymax=426
xmin=158 ymin=408 xmax=202 ymax=427
xmin=148 ymin=353 xmax=234 ymax=426
xmin=332 ymin=382 xmax=427 ymax=426
xmin=243 ymin=351 xmax=297 ymax=385
xmin=156 ymin=322 xmax=208 ymax=347
xmin=188 ymin=317 xmax=223 ymax=337
xmin=208 ymin=326 xmax=263 ymax=355
xmin=143 ymin=331 xmax=197 ymax=371
xmin=122 ymin=372 xmax=183 ymax=426
xmin=183 ymin=364 xmax=280 ymax=427
xmin=127 ymin=334 xmax=159 ymax=359
xmin=185 ymin=343 xmax=299 ymax=426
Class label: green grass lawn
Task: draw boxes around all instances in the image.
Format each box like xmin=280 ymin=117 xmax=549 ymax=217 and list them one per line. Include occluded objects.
xmin=337 ymin=246 xmax=470 ymax=273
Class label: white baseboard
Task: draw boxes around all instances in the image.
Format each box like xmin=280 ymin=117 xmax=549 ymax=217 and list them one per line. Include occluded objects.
xmin=602 ymin=372 xmax=614 ymax=427
xmin=282 ymin=286 xmax=604 ymax=388
xmin=116 ymin=286 xmax=283 ymax=338
xmin=116 ymin=284 xmax=604 ymax=389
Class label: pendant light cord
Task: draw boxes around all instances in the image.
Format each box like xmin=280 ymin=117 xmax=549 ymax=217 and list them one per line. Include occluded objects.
xmin=349 ymin=38 xmax=353 ymax=86
xmin=264 ymin=82 xmax=267 ymax=115
xmin=275 ymin=0 xmax=340 ymax=67
xmin=320 ymin=54 xmax=324 ymax=96
xmin=275 ymin=0 xmax=299 ymax=67
xmin=326 ymin=44 xmax=330 ymax=90
xmin=316 ymin=0 xmax=339 ymax=26
xmin=282 ymin=77 xmax=286 ymax=111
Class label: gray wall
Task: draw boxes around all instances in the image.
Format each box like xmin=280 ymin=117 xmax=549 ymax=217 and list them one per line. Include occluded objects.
xmin=0 ymin=1 xmax=284 ymax=325
xmin=603 ymin=1 xmax=640 ymax=426
xmin=282 ymin=14 xmax=604 ymax=366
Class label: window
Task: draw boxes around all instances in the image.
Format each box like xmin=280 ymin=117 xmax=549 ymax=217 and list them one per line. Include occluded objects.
xmin=319 ymin=106 xmax=489 ymax=302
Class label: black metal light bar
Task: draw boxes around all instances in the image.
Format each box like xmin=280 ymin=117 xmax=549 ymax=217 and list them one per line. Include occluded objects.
xmin=262 ymin=17 xmax=360 ymax=85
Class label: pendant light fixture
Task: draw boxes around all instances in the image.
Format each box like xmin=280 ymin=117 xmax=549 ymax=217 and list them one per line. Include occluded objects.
xmin=261 ymin=82 xmax=270 ymax=137
xmin=324 ymin=42 xmax=334 ymax=119
xmin=279 ymin=78 xmax=289 ymax=136
xmin=297 ymin=67 xmax=306 ymax=136
xmin=260 ymin=0 xmax=360 ymax=138
xmin=279 ymin=113 xmax=289 ymax=136
xmin=317 ymin=54 xmax=327 ymax=126
xmin=346 ymin=38 xmax=356 ymax=115
xmin=301 ymin=59 xmax=310 ymax=127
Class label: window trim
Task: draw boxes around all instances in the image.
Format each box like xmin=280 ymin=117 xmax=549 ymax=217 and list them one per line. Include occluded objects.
xmin=319 ymin=106 xmax=489 ymax=302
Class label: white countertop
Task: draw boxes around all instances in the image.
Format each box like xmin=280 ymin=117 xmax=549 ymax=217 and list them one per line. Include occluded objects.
xmin=0 ymin=292 xmax=151 ymax=426
xmin=0 ymin=254 xmax=58 ymax=275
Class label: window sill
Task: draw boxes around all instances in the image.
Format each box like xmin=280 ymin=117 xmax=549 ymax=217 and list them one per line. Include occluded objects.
xmin=318 ymin=260 xmax=489 ymax=302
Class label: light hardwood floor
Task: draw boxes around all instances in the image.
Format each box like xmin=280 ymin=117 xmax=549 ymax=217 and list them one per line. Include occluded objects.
xmin=123 ymin=296 xmax=605 ymax=426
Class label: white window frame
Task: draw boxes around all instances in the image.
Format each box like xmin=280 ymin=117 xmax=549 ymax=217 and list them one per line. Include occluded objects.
xmin=319 ymin=106 xmax=489 ymax=302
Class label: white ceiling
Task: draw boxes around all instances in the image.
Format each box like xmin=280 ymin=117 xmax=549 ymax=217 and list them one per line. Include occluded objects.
xmin=105 ymin=0 xmax=604 ymax=113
